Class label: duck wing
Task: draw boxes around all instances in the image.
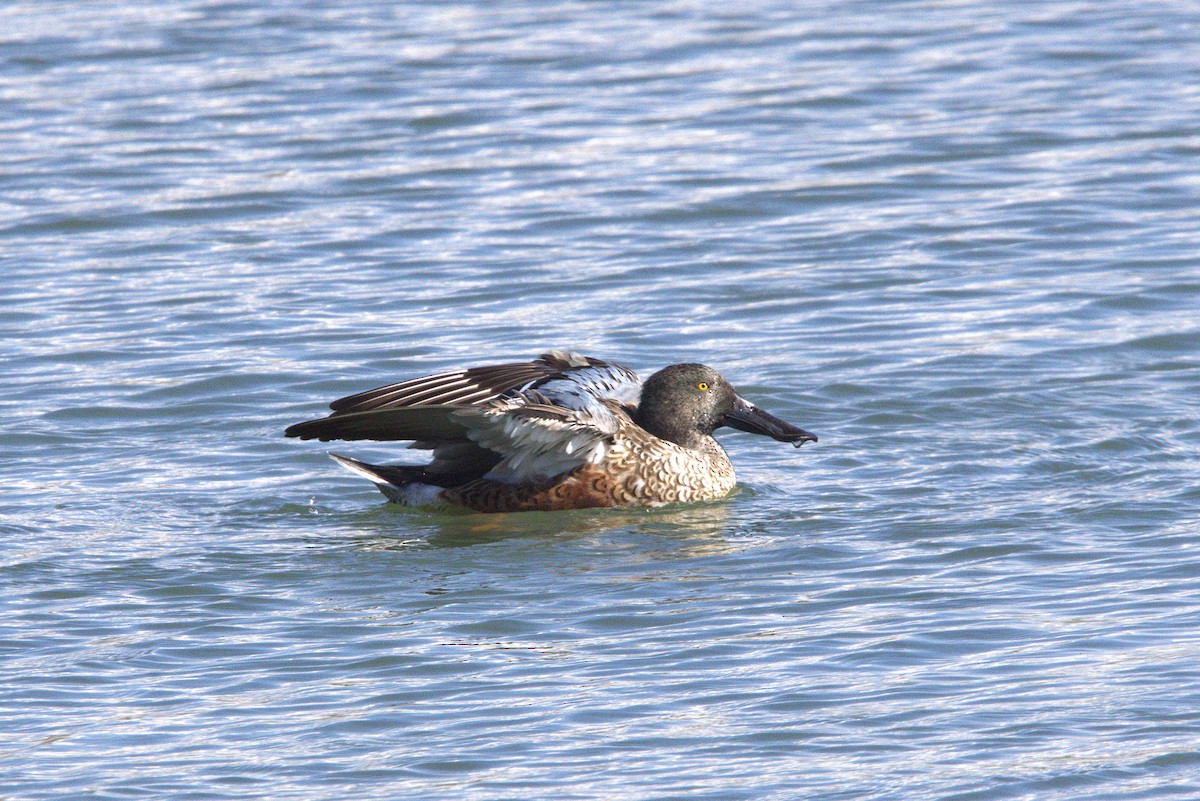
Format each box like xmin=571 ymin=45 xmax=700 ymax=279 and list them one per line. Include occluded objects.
xmin=283 ymin=350 xmax=640 ymax=445
xmin=325 ymin=350 xmax=640 ymax=415
xmin=283 ymin=404 xmax=467 ymax=442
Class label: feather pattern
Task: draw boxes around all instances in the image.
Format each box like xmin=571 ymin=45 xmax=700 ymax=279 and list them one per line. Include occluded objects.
xmin=282 ymin=404 xmax=467 ymax=442
xmin=326 ymin=351 xmax=634 ymax=415
xmin=454 ymin=391 xmax=624 ymax=483
xmin=530 ymin=366 xmax=641 ymax=413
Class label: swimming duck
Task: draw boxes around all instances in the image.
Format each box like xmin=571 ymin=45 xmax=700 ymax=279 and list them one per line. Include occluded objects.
xmin=284 ymin=350 xmax=816 ymax=512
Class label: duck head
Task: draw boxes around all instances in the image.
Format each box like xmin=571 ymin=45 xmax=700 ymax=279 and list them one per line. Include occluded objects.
xmin=636 ymin=364 xmax=818 ymax=449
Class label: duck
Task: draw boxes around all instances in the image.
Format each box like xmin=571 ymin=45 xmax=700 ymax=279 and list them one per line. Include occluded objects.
xmin=284 ymin=350 xmax=816 ymax=512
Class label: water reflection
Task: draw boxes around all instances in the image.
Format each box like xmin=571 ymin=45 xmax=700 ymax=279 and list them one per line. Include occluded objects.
xmin=345 ymin=497 xmax=739 ymax=553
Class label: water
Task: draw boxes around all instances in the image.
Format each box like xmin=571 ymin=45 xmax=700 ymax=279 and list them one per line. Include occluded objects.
xmin=3 ymin=1 xmax=1199 ymax=798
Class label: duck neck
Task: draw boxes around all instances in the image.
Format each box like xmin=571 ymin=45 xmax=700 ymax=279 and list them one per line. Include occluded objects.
xmin=635 ymin=409 xmax=709 ymax=450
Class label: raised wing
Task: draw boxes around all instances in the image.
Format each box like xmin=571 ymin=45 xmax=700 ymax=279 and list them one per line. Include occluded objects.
xmin=284 ymin=350 xmax=641 ymax=448
xmin=326 ymin=350 xmax=639 ymax=415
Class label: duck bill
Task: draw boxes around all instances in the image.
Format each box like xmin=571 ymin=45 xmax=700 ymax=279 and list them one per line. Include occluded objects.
xmin=724 ymin=395 xmax=818 ymax=447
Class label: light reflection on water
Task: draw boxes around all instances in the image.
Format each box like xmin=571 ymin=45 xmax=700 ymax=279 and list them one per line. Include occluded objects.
xmin=3 ymin=0 xmax=1200 ymax=799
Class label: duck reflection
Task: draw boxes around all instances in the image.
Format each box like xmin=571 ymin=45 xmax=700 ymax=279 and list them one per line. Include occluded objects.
xmin=348 ymin=493 xmax=740 ymax=555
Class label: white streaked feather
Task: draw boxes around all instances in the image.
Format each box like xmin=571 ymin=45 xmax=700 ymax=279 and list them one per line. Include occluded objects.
xmin=453 ymin=393 xmax=623 ymax=483
xmin=532 ymin=364 xmax=641 ymax=412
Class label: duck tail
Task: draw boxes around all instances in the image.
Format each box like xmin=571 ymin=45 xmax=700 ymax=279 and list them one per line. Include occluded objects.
xmin=328 ymin=453 xmax=445 ymax=506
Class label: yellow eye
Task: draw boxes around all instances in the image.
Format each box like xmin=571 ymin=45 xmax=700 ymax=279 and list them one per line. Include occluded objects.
xmin=697 ymin=382 xmax=709 ymax=391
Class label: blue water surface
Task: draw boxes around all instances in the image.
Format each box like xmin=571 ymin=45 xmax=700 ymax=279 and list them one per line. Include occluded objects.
xmin=2 ymin=2 xmax=1199 ymax=799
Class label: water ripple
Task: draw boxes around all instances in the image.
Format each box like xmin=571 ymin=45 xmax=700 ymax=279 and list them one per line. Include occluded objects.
xmin=4 ymin=1 xmax=1200 ymax=799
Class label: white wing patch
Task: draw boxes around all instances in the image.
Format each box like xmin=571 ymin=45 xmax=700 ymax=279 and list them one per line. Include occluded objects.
xmin=453 ymin=393 xmax=623 ymax=483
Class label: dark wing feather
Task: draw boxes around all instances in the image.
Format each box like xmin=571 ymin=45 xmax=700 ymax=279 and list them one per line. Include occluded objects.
xmin=283 ymin=406 xmax=467 ymax=442
xmin=327 ymin=361 xmax=558 ymax=413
